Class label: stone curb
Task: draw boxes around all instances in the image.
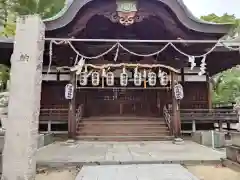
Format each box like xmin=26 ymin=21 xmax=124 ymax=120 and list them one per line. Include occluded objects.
xmin=36 ymin=160 xmax=222 ymax=168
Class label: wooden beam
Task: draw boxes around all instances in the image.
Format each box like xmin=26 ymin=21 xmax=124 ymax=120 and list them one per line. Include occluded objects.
xmin=180 ymin=68 xmax=185 ymax=82
xmin=171 ymin=72 xmax=181 ymax=137
xmin=68 ymin=71 xmax=77 ymax=139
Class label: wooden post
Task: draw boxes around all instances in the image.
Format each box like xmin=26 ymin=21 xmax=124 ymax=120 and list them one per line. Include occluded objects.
xmin=207 ymin=74 xmax=213 ymax=109
xmin=219 ymin=121 xmax=223 ymax=132
xmin=192 ymin=120 xmax=196 ymax=133
xmin=68 ymin=71 xmax=77 ymax=139
xmin=171 ymin=72 xmax=181 ymax=137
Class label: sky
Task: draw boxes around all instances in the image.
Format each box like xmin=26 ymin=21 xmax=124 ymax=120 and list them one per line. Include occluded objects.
xmin=183 ymin=0 xmax=240 ymax=18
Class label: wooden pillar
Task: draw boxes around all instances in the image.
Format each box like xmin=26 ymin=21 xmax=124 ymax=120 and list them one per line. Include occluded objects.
xmin=171 ymin=72 xmax=181 ymax=137
xmin=207 ymin=74 xmax=213 ymax=109
xmin=180 ymin=68 xmax=185 ymax=83
xmin=192 ymin=120 xmax=196 ymax=133
xmin=68 ymin=71 xmax=77 ymax=139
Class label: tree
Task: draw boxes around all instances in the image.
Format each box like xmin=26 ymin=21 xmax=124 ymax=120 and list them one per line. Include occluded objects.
xmin=212 ymin=67 xmax=240 ymax=104
xmin=201 ymin=14 xmax=240 ymax=105
xmin=0 ymin=2 xmax=65 ymax=180
xmin=0 ymin=0 xmax=15 ymax=36
xmin=201 ymin=13 xmax=240 ymax=37
xmin=0 ymin=0 xmax=65 ymax=36
xmin=0 ymin=64 xmax=10 ymax=91
xmin=201 ymin=13 xmax=240 ymax=27
xmin=11 ymin=0 xmax=66 ymax=19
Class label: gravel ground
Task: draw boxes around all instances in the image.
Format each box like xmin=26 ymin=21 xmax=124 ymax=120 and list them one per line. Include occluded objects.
xmin=36 ymin=167 xmax=80 ymax=180
xmin=187 ymin=165 xmax=240 ymax=180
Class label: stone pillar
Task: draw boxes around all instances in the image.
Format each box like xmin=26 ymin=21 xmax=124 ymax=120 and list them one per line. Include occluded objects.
xmin=1 ymin=15 xmax=45 ymax=180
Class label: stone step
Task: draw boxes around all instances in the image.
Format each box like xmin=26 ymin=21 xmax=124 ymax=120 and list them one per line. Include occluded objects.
xmin=78 ymin=121 xmax=167 ymax=125
xmin=81 ymin=116 xmax=164 ymax=121
xmin=76 ymin=135 xmax=173 ymax=141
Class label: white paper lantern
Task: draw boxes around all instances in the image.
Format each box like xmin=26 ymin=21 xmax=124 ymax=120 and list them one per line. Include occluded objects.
xmin=106 ymin=72 xmax=114 ymax=86
xmin=65 ymin=84 xmax=74 ymax=100
xmin=134 ymin=72 xmax=142 ymax=86
xmin=79 ymin=72 xmax=88 ymax=86
xmin=91 ymin=72 xmax=100 ymax=86
xmin=120 ymin=68 xmax=128 ymax=86
xmin=174 ymin=83 xmax=184 ymax=100
xmin=158 ymin=69 xmax=168 ymax=86
xmin=148 ymin=72 xmax=157 ymax=86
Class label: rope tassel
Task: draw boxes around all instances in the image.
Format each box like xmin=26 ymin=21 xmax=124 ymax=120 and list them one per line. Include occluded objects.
xmin=198 ymin=55 xmax=207 ymax=76
xmin=188 ymin=56 xmax=196 ymax=70
xmin=114 ymin=43 xmax=119 ymax=61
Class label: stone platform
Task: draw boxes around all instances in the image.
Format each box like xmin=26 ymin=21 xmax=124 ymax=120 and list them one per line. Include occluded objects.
xmin=36 ymin=141 xmax=225 ymax=167
xmin=76 ymin=164 xmax=200 ymax=180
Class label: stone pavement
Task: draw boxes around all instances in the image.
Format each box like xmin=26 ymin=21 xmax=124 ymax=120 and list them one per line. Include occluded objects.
xmin=75 ymin=164 xmax=200 ymax=180
xmin=36 ymin=141 xmax=225 ymax=166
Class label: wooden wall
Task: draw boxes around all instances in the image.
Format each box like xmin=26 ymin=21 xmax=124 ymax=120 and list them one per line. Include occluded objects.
xmin=181 ymin=82 xmax=209 ymax=109
xmin=41 ymin=81 xmax=68 ymax=108
xmin=40 ymin=81 xmax=209 ymax=110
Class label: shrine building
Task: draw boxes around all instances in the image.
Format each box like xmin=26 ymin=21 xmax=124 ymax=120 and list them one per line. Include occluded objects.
xmin=0 ymin=0 xmax=239 ymax=141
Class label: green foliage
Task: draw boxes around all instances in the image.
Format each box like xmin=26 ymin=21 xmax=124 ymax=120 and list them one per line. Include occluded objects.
xmin=0 ymin=0 xmax=8 ymax=25
xmin=201 ymin=13 xmax=240 ymax=36
xmin=212 ymin=67 xmax=240 ymax=104
xmin=0 ymin=64 xmax=10 ymax=91
xmin=201 ymin=13 xmax=240 ymax=105
xmin=201 ymin=13 xmax=240 ymax=27
xmin=11 ymin=0 xmax=65 ymax=19
xmin=0 ymin=0 xmax=65 ymax=36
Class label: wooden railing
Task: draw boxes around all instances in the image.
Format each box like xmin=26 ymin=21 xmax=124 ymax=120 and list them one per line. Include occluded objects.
xmin=40 ymin=108 xmax=68 ymax=121
xmin=163 ymin=106 xmax=172 ymax=134
xmin=179 ymin=109 xmax=239 ymax=123
xmin=76 ymin=104 xmax=84 ymax=123
xmin=39 ymin=107 xmax=239 ymax=124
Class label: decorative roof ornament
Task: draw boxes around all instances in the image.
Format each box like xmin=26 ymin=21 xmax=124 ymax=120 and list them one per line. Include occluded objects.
xmin=116 ymin=0 xmax=138 ymax=26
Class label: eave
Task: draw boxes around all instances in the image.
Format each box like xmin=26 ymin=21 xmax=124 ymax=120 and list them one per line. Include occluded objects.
xmin=44 ymin=0 xmax=233 ymax=34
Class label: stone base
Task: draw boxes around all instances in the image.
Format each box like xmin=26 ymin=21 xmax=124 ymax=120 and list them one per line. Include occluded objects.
xmin=192 ymin=131 xmax=226 ymax=148
xmin=38 ymin=134 xmax=54 ymax=149
xmin=231 ymin=132 xmax=240 ymax=147
xmin=173 ymin=138 xmax=184 ymax=145
xmin=1 ymin=133 xmax=54 ymax=149
xmin=226 ymin=145 xmax=240 ymax=164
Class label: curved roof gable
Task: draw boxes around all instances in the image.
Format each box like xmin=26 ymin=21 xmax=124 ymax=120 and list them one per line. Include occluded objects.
xmin=44 ymin=0 xmax=233 ymax=34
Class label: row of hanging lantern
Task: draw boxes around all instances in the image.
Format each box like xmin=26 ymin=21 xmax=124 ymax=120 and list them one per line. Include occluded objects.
xmin=78 ymin=67 xmax=170 ymax=87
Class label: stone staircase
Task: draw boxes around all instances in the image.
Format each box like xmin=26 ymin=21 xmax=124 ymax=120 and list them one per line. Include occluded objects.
xmin=76 ymin=116 xmax=172 ymax=141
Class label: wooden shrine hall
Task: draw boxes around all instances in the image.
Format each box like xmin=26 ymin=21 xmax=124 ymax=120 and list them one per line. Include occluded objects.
xmin=0 ymin=0 xmax=239 ymax=141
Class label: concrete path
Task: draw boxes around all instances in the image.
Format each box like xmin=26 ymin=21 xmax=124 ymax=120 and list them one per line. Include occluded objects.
xmin=75 ymin=164 xmax=200 ymax=180
xmin=36 ymin=141 xmax=225 ymax=166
